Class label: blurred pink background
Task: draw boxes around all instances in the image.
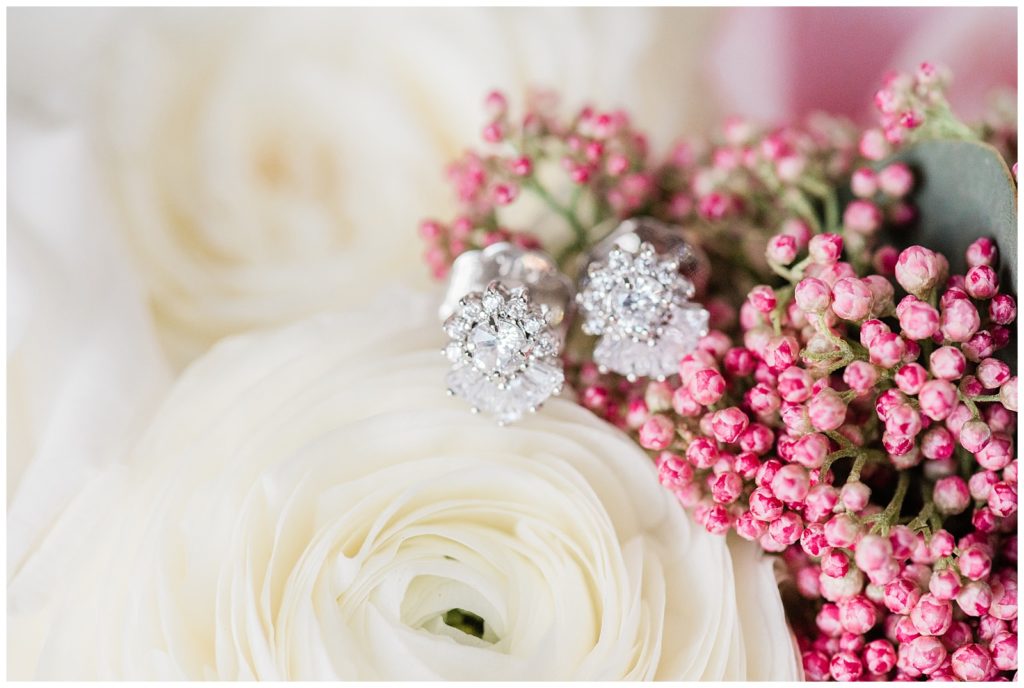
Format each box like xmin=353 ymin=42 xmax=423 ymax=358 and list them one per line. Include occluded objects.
xmin=709 ymin=6 xmax=1017 ymax=123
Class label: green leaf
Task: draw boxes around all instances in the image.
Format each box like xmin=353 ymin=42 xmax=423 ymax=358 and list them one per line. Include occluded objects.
xmin=889 ymin=140 xmax=1018 ymax=293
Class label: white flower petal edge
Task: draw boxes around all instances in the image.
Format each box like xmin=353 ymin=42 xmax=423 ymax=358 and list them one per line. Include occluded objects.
xmin=12 ymin=8 xmax=720 ymax=366
xmin=10 ymin=290 xmax=798 ymax=680
xmin=6 ymin=113 xmax=173 ymax=679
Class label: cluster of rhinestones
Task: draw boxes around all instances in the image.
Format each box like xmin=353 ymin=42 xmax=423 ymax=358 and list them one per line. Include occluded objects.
xmin=443 ymin=282 xmax=564 ymax=424
xmin=577 ymin=242 xmax=709 ymax=381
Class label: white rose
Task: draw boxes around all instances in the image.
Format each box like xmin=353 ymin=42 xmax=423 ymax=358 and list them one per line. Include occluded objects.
xmin=6 ymin=111 xmax=172 ymax=668
xmin=10 ymin=291 xmax=799 ymax=680
xmin=26 ymin=7 xmax=719 ymax=366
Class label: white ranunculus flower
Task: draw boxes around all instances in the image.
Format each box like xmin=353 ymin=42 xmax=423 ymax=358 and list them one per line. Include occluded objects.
xmin=62 ymin=7 xmax=719 ymax=366
xmin=6 ymin=112 xmax=172 ymax=656
xmin=10 ymin=291 xmax=799 ymax=680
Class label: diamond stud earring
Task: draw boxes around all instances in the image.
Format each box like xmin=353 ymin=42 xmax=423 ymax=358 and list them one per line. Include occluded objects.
xmin=576 ymin=217 xmax=710 ymax=381
xmin=440 ymin=243 xmax=573 ymax=424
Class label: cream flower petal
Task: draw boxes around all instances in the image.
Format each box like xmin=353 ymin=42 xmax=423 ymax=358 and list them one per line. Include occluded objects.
xmin=12 ymin=290 xmax=799 ymax=680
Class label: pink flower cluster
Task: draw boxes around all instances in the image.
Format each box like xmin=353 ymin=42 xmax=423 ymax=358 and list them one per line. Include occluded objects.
xmin=421 ymin=65 xmax=1017 ymax=682
xmin=586 ymin=231 xmax=1018 ymax=681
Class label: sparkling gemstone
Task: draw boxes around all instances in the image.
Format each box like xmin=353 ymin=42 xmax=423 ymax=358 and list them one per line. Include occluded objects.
xmin=580 ymin=241 xmax=709 ymax=379
xmin=444 ymin=281 xmax=564 ymax=423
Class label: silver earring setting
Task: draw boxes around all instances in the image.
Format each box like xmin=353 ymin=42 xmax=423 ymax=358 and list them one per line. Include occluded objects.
xmin=577 ymin=218 xmax=710 ymax=381
xmin=440 ymin=243 xmax=572 ymax=424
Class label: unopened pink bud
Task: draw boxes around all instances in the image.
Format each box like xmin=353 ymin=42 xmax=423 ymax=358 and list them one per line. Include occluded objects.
xmin=959 ymin=419 xmax=992 ymax=453
xmin=766 ymin=233 xmax=799 ymax=265
xmin=747 ymin=285 xmax=777 ymax=314
xmin=808 ymin=387 xmax=848 ymax=431
xmin=844 ymin=200 xmax=882 ymax=234
xmin=989 ymin=293 xmax=1016 ymax=325
xmin=941 ymin=298 xmax=981 ymax=342
xmin=965 ymin=237 xmax=998 ymax=268
xmin=878 ymin=162 xmax=913 ymax=197
xmin=808 ymin=233 xmax=844 ymax=265
xmin=688 ymin=368 xmax=726 ymax=406
xmin=965 ymin=264 xmax=999 ymax=300
xmin=831 ymin=277 xmax=873 ymax=321
xmin=772 ymin=464 xmax=811 ymax=503
xmin=895 ymin=246 xmax=944 ymax=297
xmin=851 ymin=167 xmax=878 ymax=198
xmin=929 ymin=346 xmax=966 ymax=380
xmin=795 ymin=277 xmax=832 ymax=313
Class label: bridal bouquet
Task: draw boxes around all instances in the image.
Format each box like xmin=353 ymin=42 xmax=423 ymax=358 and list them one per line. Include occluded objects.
xmin=418 ymin=64 xmax=1018 ymax=681
xmin=8 ymin=31 xmax=1017 ymax=680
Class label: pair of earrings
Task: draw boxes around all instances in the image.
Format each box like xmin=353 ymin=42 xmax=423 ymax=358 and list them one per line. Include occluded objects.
xmin=440 ymin=217 xmax=710 ymax=424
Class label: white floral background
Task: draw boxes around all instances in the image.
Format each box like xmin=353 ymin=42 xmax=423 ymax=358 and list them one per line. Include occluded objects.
xmin=6 ymin=6 xmax=1017 ymax=680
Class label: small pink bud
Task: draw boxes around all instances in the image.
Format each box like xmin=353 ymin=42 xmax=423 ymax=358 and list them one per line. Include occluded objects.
xmin=710 ymin=406 xmax=749 ymax=444
xmin=921 ymin=425 xmax=955 ymax=459
xmin=911 ymin=593 xmax=953 ymax=636
xmin=989 ymin=293 xmax=1016 ymax=324
xmin=895 ymin=246 xmax=944 ymax=297
xmin=928 ymin=346 xmax=966 ymax=380
xmin=639 ymin=414 xmax=675 ymax=450
xmin=897 ymin=298 xmax=940 ymax=340
xmin=839 ymin=594 xmax=878 ymax=634
xmin=965 ymin=264 xmax=999 ymax=299
xmin=824 ymin=513 xmax=860 ymax=548
xmin=794 ymin=277 xmax=832 ymax=314
xmin=976 ymin=358 xmax=1011 ymax=389
xmin=941 ymin=298 xmax=981 ymax=342
xmin=863 ymin=638 xmax=897 ymax=675
xmin=688 ymin=368 xmax=726 ymax=406
xmin=933 ymin=475 xmax=970 ymax=514
xmin=892 ymin=362 xmax=927 ymax=395
xmin=748 ymin=487 xmax=784 ymax=522
xmin=859 ymin=128 xmax=890 ymax=160
xmin=792 ymin=433 xmax=830 ymax=470
xmin=510 ymin=156 xmax=533 ymax=177
xmin=831 ymin=277 xmax=873 ymax=321
xmin=950 ymin=643 xmax=994 ymax=681
xmin=744 ymin=382 xmax=780 ymax=415
xmin=878 ymin=162 xmax=913 ymax=197
xmin=868 ymin=332 xmax=906 ymax=368
xmin=698 ymin=503 xmax=733 ymax=534
xmin=990 ymin=631 xmax=1017 ymax=671
xmin=850 ymin=167 xmax=878 ymax=198
xmin=830 ymin=650 xmax=865 ymax=681
xmin=885 ymin=403 xmax=922 ymax=437
xmin=766 ymin=233 xmax=799 ymax=265
xmin=903 ymin=634 xmax=947 ymax=675
xmin=709 ymin=471 xmax=743 ymax=504
xmin=768 ymin=511 xmax=803 ymax=546
xmin=808 ymin=387 xmax=848 ymax=431
xmin=956 ymin=581 xmax=992 ymax=617
xmin=929 ymin=568 xmax=962 ymax=600
xmin=987 ymin=480 xmax=1017 ymax=517
xmin=771 ymin=464 xmax=811 ymax=503
xmin=801 ymin=522 xmax=829 ymax=557
xmin=843 ymin=200 xmax=882 ymax=234
xmin=747 ymin=285 xmax=777 ymax=314
xmin=959 ymin=419 xmax=992 ymax=453
xmin=999 ymin=377 xmax=1017 ymax=411
xmin=802 ymin=650 xmax=831 ymax=681
xmin=685 ymin=437 xmax=719 ymax=469
xmin=843 ymin=360 xmax=879 ymax=395
xmin=965 ymin=237 xmax=998 ymax=268
xmin=958 ymin=546 xmax=992 ymax=581
xmin=657 ymin=452 xmax=693 ymax=489
xmin=884 ymin=577 xmax=922 ymax=615
xmin=808 ymin=233 xmax=843 ymax=265
xmin=840 ymin=481 xmax=871 ymax=512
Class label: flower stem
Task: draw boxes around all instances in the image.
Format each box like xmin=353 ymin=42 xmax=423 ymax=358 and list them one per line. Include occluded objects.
xmin=869 ymin=471 xmax=910 ymax=535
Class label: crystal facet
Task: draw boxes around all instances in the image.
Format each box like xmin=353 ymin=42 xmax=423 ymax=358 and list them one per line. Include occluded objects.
xmin=577 ymin=241 xmax=709 ymax=380
xmin=445 ymin=281 xmax=564 ymax=423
